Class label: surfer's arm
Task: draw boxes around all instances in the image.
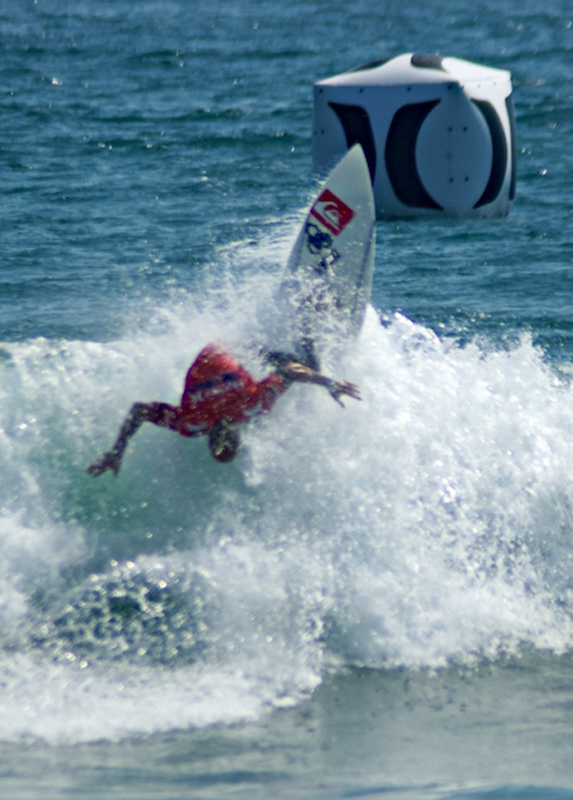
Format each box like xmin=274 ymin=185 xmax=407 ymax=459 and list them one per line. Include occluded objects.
xmin=87 ymin=402 xmax=178 ymax=477
xmin=278 ymin=362 xmax=361 ymax=407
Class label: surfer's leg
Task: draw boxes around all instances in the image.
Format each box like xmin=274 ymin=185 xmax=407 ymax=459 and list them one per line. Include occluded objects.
xmin=261 ymin=350 xmax=300 ymax=369
xmin=299 ymin=337 xmax=320 ymax=372
xmin=262 ymin=346 xmax=319 ymax=372
xmin=261 ymin=334 xmax=320 ymax=372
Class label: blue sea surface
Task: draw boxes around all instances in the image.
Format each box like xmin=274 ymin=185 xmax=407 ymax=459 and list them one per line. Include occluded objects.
xmin=1 ymin=0 xmax=573 ymax=798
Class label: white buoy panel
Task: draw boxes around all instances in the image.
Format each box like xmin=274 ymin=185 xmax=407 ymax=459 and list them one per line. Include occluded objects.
xmin=313 ymin=53 xmax=516 ymax=218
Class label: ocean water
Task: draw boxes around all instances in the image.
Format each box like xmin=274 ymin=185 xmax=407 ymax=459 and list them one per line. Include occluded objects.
xmin=1 ymin=0 xmax=573 ymax=798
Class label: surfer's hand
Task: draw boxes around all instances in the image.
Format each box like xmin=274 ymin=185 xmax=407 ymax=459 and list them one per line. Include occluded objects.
xmin=327 ymin=379 xmax=361 ymax=407
xmin=87 ymin=451 xmax=122 ymax=477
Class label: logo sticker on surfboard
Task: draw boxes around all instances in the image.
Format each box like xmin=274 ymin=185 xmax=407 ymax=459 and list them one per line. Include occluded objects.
xmin=310 ymin=189 xmax=355 ymax=236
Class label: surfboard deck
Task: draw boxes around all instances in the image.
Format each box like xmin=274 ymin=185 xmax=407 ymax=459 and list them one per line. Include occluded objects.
xmin=277 ymin=144 xmax=375 ymax=363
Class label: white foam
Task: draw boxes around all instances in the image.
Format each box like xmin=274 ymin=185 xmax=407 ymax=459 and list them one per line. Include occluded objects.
xmin=2 ymin=261 xmax=573 ymax=742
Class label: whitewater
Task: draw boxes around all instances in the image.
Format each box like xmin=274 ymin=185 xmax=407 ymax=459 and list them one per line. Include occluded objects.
xmin=2 ymin=243 xmax=573 ymax=744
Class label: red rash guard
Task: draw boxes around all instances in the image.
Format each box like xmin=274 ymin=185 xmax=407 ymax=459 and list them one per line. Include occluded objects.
xmin=164 ymin=345 xmax=287 ymax=437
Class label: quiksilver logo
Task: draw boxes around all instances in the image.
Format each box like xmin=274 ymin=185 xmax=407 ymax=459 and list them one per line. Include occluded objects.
xmin=310 ymin=189 xmax=355 ymax=236
xmin=187 ymin=374 xmax=242 ymax=404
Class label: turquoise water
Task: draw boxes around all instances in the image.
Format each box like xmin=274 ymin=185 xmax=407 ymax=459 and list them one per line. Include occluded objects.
xmin=1 ymin=1 xmax=573 ymax=797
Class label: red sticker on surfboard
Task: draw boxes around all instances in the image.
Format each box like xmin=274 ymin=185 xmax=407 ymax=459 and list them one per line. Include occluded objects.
xmin=310 ymin=189 xmax=355 ymax=236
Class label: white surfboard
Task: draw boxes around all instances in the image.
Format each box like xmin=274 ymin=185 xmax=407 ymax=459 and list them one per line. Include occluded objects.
xmin=277 ymin=144 xmax=375 ymax=363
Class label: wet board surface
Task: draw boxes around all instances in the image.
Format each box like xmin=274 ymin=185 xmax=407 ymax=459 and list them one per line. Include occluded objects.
xmin=277 ymin=144 xmax=376 ymax=361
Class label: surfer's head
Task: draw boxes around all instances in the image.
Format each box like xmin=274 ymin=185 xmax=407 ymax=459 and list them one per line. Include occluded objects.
xmin=208 ymin=420 xmax=240 ymax=463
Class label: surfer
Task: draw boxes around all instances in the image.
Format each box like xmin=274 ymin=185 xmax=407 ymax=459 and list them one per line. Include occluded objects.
xmin=87 ymin=343 xmax=360 ymax=474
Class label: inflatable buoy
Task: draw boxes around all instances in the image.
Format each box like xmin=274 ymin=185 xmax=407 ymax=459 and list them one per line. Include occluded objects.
xmin=313 ymin=53 xmax=516 ymax=218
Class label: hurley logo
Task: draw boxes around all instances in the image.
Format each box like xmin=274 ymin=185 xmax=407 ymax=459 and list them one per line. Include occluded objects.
xmin=310 ymin=189 xmax=355 ymax=236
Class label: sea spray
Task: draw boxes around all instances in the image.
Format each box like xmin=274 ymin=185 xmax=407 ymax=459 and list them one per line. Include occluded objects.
xmin=1 ymin=269 xmax=573 ymax=742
